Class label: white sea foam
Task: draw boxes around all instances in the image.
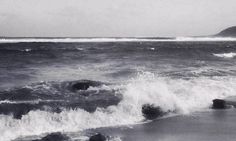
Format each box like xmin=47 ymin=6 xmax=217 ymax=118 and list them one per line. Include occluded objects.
xmin=0 ymin=100 xmax=65 ymax=104
xmin=0 ymin=38 xmax=170 ymax=43
xmin=213 ymin=52 xmax=236 ymax=58
xmin=176 ymin=37 xmax=236 ymax=42
xmin=20 ymin=48 xmax=32 ymax=52
xmin=1 ymin=72 xmax=236 ymax=141
xmin=0 ymin=37 xmax=236 ymax=43
xmin=24 ymin=48 xmax=32 ymax=52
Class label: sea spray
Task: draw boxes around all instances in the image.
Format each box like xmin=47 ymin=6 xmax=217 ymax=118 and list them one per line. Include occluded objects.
xmin=123 ymin=72 xmax=236 ymax=114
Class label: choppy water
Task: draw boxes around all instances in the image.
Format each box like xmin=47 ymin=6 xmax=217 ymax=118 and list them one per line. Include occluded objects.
xmin=1 ymin=39 xmax=236 ymax=141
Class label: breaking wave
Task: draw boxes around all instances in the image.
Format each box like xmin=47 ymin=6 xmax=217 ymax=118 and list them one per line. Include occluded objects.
xmin=213 ymin=52 xmax=236 ymax=58
xmin=176 ymin=37 xmax=236 ymax=42
xmin=1 ymin=37 xmax=236 ymax=43
xmin=1 ymin=72 xmax=236 ymax=141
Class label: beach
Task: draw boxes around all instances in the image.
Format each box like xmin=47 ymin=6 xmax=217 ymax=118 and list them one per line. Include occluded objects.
xmin=93 ymin=109 xmax=236 ymax=141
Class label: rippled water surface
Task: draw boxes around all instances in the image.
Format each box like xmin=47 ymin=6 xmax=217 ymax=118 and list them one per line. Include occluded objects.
xmin=1 ymin=40 xmax=236 ymax=141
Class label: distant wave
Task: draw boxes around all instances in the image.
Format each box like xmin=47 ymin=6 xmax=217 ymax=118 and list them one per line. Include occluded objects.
xmin=0 ymin=37 xmax=236 ymax=43
xmin=0 ymin=38 xmax=172 ymax=43
xmin=20 ymin=48 xmax=32 ymax=52
xmin=213 ymin=52 xmax=236 ymax=58
xmin=175 ymin=37 xmax=236 ymax=42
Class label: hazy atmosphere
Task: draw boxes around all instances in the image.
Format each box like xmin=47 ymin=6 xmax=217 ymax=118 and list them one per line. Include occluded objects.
xmin=0 ymin=0 xmax=236 ymax=37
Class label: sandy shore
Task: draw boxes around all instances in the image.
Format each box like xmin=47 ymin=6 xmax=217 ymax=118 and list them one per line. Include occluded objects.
xmin=94 ymin=109 xmax=236 ymax=141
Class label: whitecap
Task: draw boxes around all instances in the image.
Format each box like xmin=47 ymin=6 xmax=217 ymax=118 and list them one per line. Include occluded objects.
xmin=213 ymin=52 xmax=236 ymax=58
xmin=1 ymin=37 xmax=236 ymax=43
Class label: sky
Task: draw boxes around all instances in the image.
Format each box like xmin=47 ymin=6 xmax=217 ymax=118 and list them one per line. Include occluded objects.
xmin=0 ymin=0 xmax=236 ymax=37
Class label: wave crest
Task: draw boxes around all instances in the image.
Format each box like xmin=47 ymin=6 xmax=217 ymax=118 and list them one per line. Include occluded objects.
xmin=213 ymin=52 xmax=236 ymax=58
xmin=1 ymin=37 xmax=236 ymax=43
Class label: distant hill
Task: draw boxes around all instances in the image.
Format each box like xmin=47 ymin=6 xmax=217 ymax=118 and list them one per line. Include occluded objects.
xmin=215 ymin=26 xmax=236 ymax=37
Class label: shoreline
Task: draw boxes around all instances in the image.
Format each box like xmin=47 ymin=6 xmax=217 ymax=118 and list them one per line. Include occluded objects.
xmin=92 ymin=109 xmax=236 ymax=141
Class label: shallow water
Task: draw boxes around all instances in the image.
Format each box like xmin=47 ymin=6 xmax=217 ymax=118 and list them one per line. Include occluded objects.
xmin=92 ymin=109 xmax=236 ymax=141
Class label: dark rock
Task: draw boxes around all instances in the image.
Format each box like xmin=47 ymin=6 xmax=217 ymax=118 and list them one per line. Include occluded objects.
xmin=89 ymin=133 xmax=106 ymax=141
xmin=71 ymin=80 xmax=102 ymax=91
xmin=142 ymin=104 xmax=165 ymax=120
xmin=212 ymin=99 xmax=227 ymax=109
xmin=12 ymin=104 xmax=32 ymax=119
xmin=32 ymin=132 xmax=70 ymax=141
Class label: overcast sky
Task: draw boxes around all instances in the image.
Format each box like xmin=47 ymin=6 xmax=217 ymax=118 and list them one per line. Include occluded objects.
xmin=0 ymin=0 xmax=236 ymax=37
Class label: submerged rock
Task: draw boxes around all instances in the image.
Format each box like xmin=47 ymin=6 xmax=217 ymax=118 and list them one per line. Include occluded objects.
xmin=212 ymin=99 xmax=227 ymax=109
xmin=89 ymin=133 xmax=106 ymax=141
xmin=32 ymin=132 xmax=70 ymax=141
xmin=70 ymin=80 xmax=102 ymax=91
xmin=142 ymin=104 xmax=165 ymax=120
xmin=0 ymin=79 xmax=122 ymax=119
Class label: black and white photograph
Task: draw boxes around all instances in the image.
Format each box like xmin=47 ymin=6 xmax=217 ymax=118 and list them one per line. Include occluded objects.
xmin=1 ymin=0 xmax=236 ymax=141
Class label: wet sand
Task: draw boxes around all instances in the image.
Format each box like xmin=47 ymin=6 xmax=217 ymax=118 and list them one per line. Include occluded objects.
xmin=95 ymin=109 xmax=236 ymax=141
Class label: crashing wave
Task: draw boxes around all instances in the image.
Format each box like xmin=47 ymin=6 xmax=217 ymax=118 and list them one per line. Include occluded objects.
xmin=1 ymin=73 xmax=236 ymax=141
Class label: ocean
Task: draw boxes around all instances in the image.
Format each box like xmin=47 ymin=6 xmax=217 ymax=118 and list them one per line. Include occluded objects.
xmin=1 ymin=38 xmax=236 ymax=141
